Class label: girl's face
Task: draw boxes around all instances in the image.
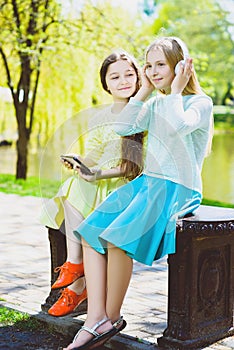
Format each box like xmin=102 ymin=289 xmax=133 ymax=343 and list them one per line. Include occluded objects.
xmin=145 ymin=48 xmax=174 ymax=94
xmin=105 ymin=59 xmax=137 ymax=102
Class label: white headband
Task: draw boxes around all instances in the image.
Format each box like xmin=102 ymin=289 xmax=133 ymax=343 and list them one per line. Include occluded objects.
xmin=171 ymin=36 xmax=189 ymax=59
xmin=171 ymin=37 xmax=189 ymax=75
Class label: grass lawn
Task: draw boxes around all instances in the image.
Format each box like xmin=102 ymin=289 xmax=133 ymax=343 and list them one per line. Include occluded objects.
xmin=0 ymin=306 xmax=30 ymax=327
xmin=0 ymin=173 xmax=234 ymax=208
xmin=0 ymin=173 xmax=61 ymax=198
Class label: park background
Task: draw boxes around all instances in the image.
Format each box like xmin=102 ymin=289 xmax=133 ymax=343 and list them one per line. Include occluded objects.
xmin=0 ymin=0 xmax=233 ymax=205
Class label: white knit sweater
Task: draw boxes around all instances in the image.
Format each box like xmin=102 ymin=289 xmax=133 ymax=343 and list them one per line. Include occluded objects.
xmin=114 ymin=93 xmax=213 ymax=193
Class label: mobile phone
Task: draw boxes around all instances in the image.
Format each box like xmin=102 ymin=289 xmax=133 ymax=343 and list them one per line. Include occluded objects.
xmin=60 ymin=155 xmax=94 ymax=175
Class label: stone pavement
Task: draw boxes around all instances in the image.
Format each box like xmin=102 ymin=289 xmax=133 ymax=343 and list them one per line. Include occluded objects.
xmin=0 ymin=192 xmax=233 ymax=350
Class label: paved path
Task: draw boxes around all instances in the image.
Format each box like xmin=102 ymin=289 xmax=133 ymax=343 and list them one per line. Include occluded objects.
xmin=0 ymin=192 xmax=233 ymax=349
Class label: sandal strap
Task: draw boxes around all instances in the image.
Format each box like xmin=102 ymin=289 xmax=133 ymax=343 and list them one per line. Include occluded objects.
xmin=73 ymin=316 xmax=110 ymax=342
xmin=92 ymin=316 xmax=110 ymax=331
xmin=112 ymin=316 xmax=123 ymax=327
xmin=80 ymin=325 xmax=99 ymax=337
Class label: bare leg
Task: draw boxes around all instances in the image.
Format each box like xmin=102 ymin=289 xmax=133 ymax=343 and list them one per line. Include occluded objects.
xmin=64 ymin=241 xmax=132 ymax=349
xmin=63 ymin=200 xmax=84 ymax=264
xmin=106 ymin=244 xmax=133 ymax=321
xmin=64 ymin=239 xmax=111 ymax=350
xmin=83 ymin=239 xmax=109 ymax=323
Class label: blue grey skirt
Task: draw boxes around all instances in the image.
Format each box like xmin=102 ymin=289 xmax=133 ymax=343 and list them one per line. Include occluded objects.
xmin=75 ymin=174 xmax=201 ymax=266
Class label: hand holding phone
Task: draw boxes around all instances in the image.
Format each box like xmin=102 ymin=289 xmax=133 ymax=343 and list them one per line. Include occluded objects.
xmin=60 ymin=155 xmax=94 ymax=175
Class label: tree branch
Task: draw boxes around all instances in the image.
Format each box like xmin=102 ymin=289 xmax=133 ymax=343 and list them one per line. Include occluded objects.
xmin=42 ymin=0 xmax=50 ymax=32
xmin=0 ymin=46 xmax=16 ymax=103
xmin=29 ymin=62 xmax=41 ymax=134
xmin=11 ymin=0 xmax=21 ymax=32
xmin=27 ymin=0 xmax=39 ymax=39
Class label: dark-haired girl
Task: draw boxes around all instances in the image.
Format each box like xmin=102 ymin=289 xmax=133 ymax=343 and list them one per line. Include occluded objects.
xmin=40 ymin=50 xmax=144 ymax=317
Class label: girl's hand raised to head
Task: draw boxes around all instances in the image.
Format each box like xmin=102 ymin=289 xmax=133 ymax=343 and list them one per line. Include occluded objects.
xmin=133 ymin=65 xmax=155 ymax=102
xmin=171 ymin=58 xmax=193 ymax=95
xmin=142 ymin=65 xmax=155 ymax=91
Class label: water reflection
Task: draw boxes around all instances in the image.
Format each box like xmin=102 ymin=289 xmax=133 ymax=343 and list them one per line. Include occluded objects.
xmin=202 ymin=133 xmax=234 ymax=204
xmin=0 ymin=133 xmax=234 ymax=204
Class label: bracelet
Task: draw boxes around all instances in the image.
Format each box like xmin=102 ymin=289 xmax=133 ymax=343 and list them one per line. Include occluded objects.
xmin=95 ymin=169 xmax=102 ymax=180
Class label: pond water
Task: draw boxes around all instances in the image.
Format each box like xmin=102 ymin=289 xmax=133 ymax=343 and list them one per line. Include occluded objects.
xmin=202 ymin=133 xmax=234 ymax=204
xmin=0 ymin=132 xmax=234 ymax=204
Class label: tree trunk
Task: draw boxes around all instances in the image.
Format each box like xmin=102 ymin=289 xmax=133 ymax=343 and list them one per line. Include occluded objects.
xmin=16 ymin=131 xmax=29 ymax=180
xmin=221 ymin=82 xmax=233 ymax=105
xmin=15 ymin=101 xmax=30 ymax=180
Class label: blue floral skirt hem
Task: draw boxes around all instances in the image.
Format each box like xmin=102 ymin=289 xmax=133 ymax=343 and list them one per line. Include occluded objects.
xmin=75 ymin=174 xmax=201 ymax=266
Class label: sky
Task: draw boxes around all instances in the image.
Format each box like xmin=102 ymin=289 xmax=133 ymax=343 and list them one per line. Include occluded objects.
xmin=221 ymin=0 xmax=234 ymax=22
xmin=111 ymin=0 xmax=234 ymax=16
xmin=58 ymin=0 xmax=154 ymax=14
xmin=62 ymin=0 xmax=234 ymax=20
xmin=61 ymin=0 xmax=234 ymax=36
xmin=61 ymin=0 xmax=234 ymax=37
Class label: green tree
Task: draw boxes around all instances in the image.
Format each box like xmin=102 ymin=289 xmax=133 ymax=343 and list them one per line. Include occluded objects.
xmin=0 ymin=0 xmax=63 ymax=179
xmin=151 ymin=0 xmax=234 ymax=103
xmin=0 ymin=0 xmax=153 ymax=179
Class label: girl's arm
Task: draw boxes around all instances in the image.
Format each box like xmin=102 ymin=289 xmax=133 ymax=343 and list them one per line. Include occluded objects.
xmin=96 ymin=166 xmax=124 ymax=180
xmin=113 ymin=98 xmax=152 ymax=136
xmin=165 ymin=58 xmax=213 ymax=135
xmin=164 ymin=94 xmax=213 ymax=136
xmin=76 ymin=165 xmax=124 ymax=182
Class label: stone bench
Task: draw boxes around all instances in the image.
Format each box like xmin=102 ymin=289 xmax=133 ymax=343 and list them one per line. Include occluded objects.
xmin=158 ymin=205 xmax=234 ymax=349
xmin=41 ymin=205 xmax=234 ymax=348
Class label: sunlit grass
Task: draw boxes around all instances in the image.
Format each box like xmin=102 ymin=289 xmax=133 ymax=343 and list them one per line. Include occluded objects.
xmin=0 ymin=306 xmax=52 ymax=331
xmin=0 ymin=306 xmax=29 ymax=326
xmin=0 ymin=173 xmax=60 ymax=198
xmin=201 ymin=197 xmax=234 ymax=209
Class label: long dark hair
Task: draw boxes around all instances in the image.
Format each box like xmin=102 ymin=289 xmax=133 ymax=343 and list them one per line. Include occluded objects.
xmin=100 ymin=51 xmax=144 ymax=180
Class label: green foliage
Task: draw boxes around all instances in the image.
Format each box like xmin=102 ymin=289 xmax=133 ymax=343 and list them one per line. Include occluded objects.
xmin=0 ymin=0 xmax=234 ymax=169
xmin=0 ymin=0 xmax=155 ymax=148
xmin=34 ymin=48 xmax=99 ymax=146
xmin=151 ymin=0 xmax=234 ymax=103
xmin=214 ymin=105 xmax=234 ymax=127
xmin=0 ymin=174 xmax=60 ymax=198
xmin=0 ymin=306 xmax=29 ymax=326
xmin=0 ymin=0 xmax=67 ymax=178
xmin=0 ymin=306 xmax=51 ymax=331
xmin=201 ymin=197 xmax=234 ymax=209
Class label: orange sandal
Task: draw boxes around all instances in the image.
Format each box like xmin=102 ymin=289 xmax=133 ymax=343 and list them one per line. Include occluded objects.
xmin=48 ymin=287 xmax=87 ymax=317
xmin=52 ymin=261 xmax=84 ymax=289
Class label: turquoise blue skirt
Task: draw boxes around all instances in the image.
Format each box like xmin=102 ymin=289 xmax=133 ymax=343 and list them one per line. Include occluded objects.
xmin=75 ymin=174 xmax=201 ymax=266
